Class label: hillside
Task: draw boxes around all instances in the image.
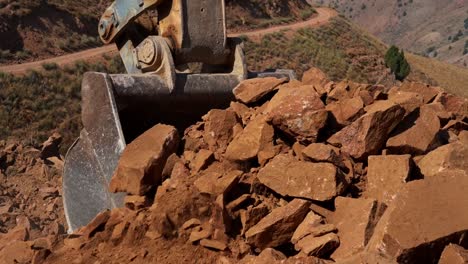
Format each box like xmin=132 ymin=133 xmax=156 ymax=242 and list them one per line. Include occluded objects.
xmin=0 ymin=0 xmax=314 ymax=65
xmin=308 ymin=0 xmax=468 ymax=68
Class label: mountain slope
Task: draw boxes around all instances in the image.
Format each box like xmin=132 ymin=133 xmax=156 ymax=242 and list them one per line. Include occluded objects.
xmin=308 ymin=0 xmax=468 ymax=68
xmin=0 ymin=0 xmax=314 ymax=64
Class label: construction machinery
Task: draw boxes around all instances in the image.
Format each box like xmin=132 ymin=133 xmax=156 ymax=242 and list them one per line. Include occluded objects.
xmin=63 ymin=0 xmax=295 ymax=232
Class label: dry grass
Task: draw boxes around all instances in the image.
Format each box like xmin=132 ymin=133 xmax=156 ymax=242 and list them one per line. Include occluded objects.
xmin=407 ymin=53 xmax=468 ymax=98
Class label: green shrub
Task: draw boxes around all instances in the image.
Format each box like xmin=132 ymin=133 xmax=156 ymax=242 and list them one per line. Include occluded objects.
xmin=42 ymin=62 xmax=59 ymax=71
xmin=385 ymin=45 xmax=410 ymax=81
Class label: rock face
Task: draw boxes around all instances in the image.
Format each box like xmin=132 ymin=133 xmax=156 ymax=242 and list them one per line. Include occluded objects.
xmin=328 ymin=103 xmax=405 ymax=160
xmin=330 ymin=197 xmax=378 ymax=260
xmin=225 ymin=115 xmax=274 ymax=161
xmin=110 ymin=124 xmax=179 ymax=195
xmin=233 ymin=77 xmax=287 ymax=104
xmin=417 ymin=142 xmax=468 ymax=178
xmin=438 ymin=244 xmax=468 ymax=264
xmin=368 ymin=174 xmax=468 ymax=263
xmin=386 ymin=106 xmax=440 ymax=154
xmin=245 ymin=199 xmax=310 ymax=249
xmin=265 ymin=85 xmax=328 ymax=142
xmin=257 ymin=154 xmax=347 ymax=201
xmin=365 ymin=155 xmax=412 ymax=205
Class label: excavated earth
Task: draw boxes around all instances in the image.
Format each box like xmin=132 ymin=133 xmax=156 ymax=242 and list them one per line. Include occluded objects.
xmin=1 ymin=68 xmax=468 ymax=264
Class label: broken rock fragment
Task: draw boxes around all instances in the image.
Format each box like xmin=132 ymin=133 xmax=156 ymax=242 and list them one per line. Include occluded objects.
xmin=291 ymin=211 xmax=323 ymax=244
xmin=330 ymin=197 xmax=378 ymax=260
xmin=295 ymin=233 xmax=340 ymax=257
xmin=328 ymin=102 xmax=405 ymax=160
xmin=265 ymin=85 xmax=327 ymax=142
xmin=439 ymin=244 xmax=468 ymax=264
xmin=398 ymin=82 xmax=440 ymax=104
xmin=202 ymin=109 xmax=239 ymax=151
xmin=365 ymin=154 xmax=412 ymax=205
xmin=417 ymin=141 xmax=468 ymax=178
xmin=326 ymin=96 xmax=365 ymax=127
xmin=257 ymin=154 xmax=347 ymax=201
xmin=225 ymin=115 xmax=274 ymax=161
xmin=233 ymin=77 xmax=287 ymax=104
xmin=110 ymin=124 xmax=179 ymax=195
xmin=368 ymin=174 xmax=468 ymax=263
xmin=302 ymin=67 xmax=330 ymax=96
xmin=302 ymin=143 xmax=344 ymax=168
xmin=245 ymin=199 xmax=310 ymax=249
xmin=386 ymin=106 xmax=440 ymax=154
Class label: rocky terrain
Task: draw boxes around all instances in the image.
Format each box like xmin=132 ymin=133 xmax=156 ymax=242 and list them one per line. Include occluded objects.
xmin=308 ymin=0 xmax=468 ymax=68
xmin=1 ymin=68 xmax=467 ymax=263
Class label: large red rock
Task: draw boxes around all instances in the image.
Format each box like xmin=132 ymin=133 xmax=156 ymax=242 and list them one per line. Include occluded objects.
xmin=328 ymin=103 xmax=405 ymax=160
xmin=295 ymin=233 xmax=340 ymax=257
xmin=438 ymin=244 xmax=468 ymax=264
xmin=398 ymin=82 xmax=440 ymax=104
xmin=367 ymin=173 xmax=468 ymax=263
xmin=301 ymin=143 xmax=345 ymax=168
xmin=386 ymin=106 xmax=440 ymax=154
xmin=330 ymin=197 xmax=378 ymax=260
xmin=245 ymin=199 xmax=310 ymax=249
xmin=434 ymin=92 xmax=468 ymax=119
xmin=202 ymin=109 xmax=239 ymax=151
xmin=109 ymin=124 xmax=179 ymax=195
xmin=302 ymin=67 xmax=330 ymax=96
xmin=326 ymin=97 xmax=365 ymax=127
xmin=365 ymin=155 xmax=412 ymax=205
xmin=257 ymin=154 xmax=347 ymax=201
xmin=387 ymin=91 xmax=424 ymax=114
xmin=417 ymin=142 xmax=468 ymax=178
xmin=225 ymin=115 xmax=274 ymax=161
xmin=291 ymin=211 xmax=324 ymax=244
xmin=233 ymin=77 xmax=287 ymax=104
xmin=326 ymin=81 xmax=367 ymax=104
xmin=265 ymin=85 xmax=327 ymax=142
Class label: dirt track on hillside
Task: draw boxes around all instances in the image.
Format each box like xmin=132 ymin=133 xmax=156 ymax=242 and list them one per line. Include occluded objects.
xmin=0 ymin=8 xmax=337 ymax=75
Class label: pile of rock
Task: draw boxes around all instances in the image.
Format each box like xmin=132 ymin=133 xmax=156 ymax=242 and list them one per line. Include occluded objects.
xmin=0 ymin=134 xmax=67 ymax=263
xmin=31 ymin=68 xmax=468 ymax=263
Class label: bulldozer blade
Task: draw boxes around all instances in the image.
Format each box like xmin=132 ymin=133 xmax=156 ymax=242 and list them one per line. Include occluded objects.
xmin=63 ymin=73 xmax=126 ymax=232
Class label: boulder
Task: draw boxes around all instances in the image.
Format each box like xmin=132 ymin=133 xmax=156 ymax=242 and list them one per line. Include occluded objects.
xmin=257 ymin=154 xmax=347 ymax=201
xmin=367 ymin=174 xmax=468 ymax=263
xmin=202 ymin=109 xmax=239 ymax=151
xmin=110 ymin=124 xmax=179 ymax=195
xmin=330 ymin=197 xmax=378 ymax=260
xmin=417 ymin=142 xmax=467 ymax=178
xmin=194 ymin=170 xmax=242 ymax=196
xmin=328 ymin=103 xmax=405 ymax=160
xmin=302 ymin=143 xmax=344 ymax=168
xmin=388 ymin=91 xmax=424 ymax=114
xmin=245 ymin=199 xmax=310 ymax=249
xmin=398 ymin=82 xmax=440 ymax=104
xmin=438 ymin=244 xmax=468 ymax=264
xmin=365 ymin=155 xmax=412 ymax=205
xmin=302 ymin=67 xmax=330 ymax=96
xmin=265 ymin=85 xmax=327 ymax=142
xmin=233 ymin=77 xmax=287 ymax=104
xmin=190 ymin=149 xmax=214 ymax=173
xmin=326 ymin=97 xmax=365 ymax=127
xmin=295 ymin=233 xmax=340 ymax=257
xmin=225 ymin=115 xmax=274 ymax=161
xmin=386 ymin=106 xmax=440 ymax=154
xmin=326 ymin=81 xmax=365 ymax=104
xmin=291 ymin=211 xmax=323 ymax=243
xmin=434 ymin=92 xmax=468 ymax=119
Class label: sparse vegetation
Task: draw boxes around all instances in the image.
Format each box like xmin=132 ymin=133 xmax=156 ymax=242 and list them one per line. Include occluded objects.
xmin=0 ymin=56 xmax=124 ymax=151
xmin=384 ymin=45 xmax=410 ymax=81
xmin=244 ymin=16 xmax=388 ymax=83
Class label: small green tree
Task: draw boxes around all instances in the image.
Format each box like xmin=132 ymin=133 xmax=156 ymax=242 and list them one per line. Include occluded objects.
xmin=384 ymin=45 xmax=411 ymax=81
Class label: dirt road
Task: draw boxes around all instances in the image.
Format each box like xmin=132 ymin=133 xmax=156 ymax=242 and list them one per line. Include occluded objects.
xmin=0 ymin=8 xmax=336 ymax=75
